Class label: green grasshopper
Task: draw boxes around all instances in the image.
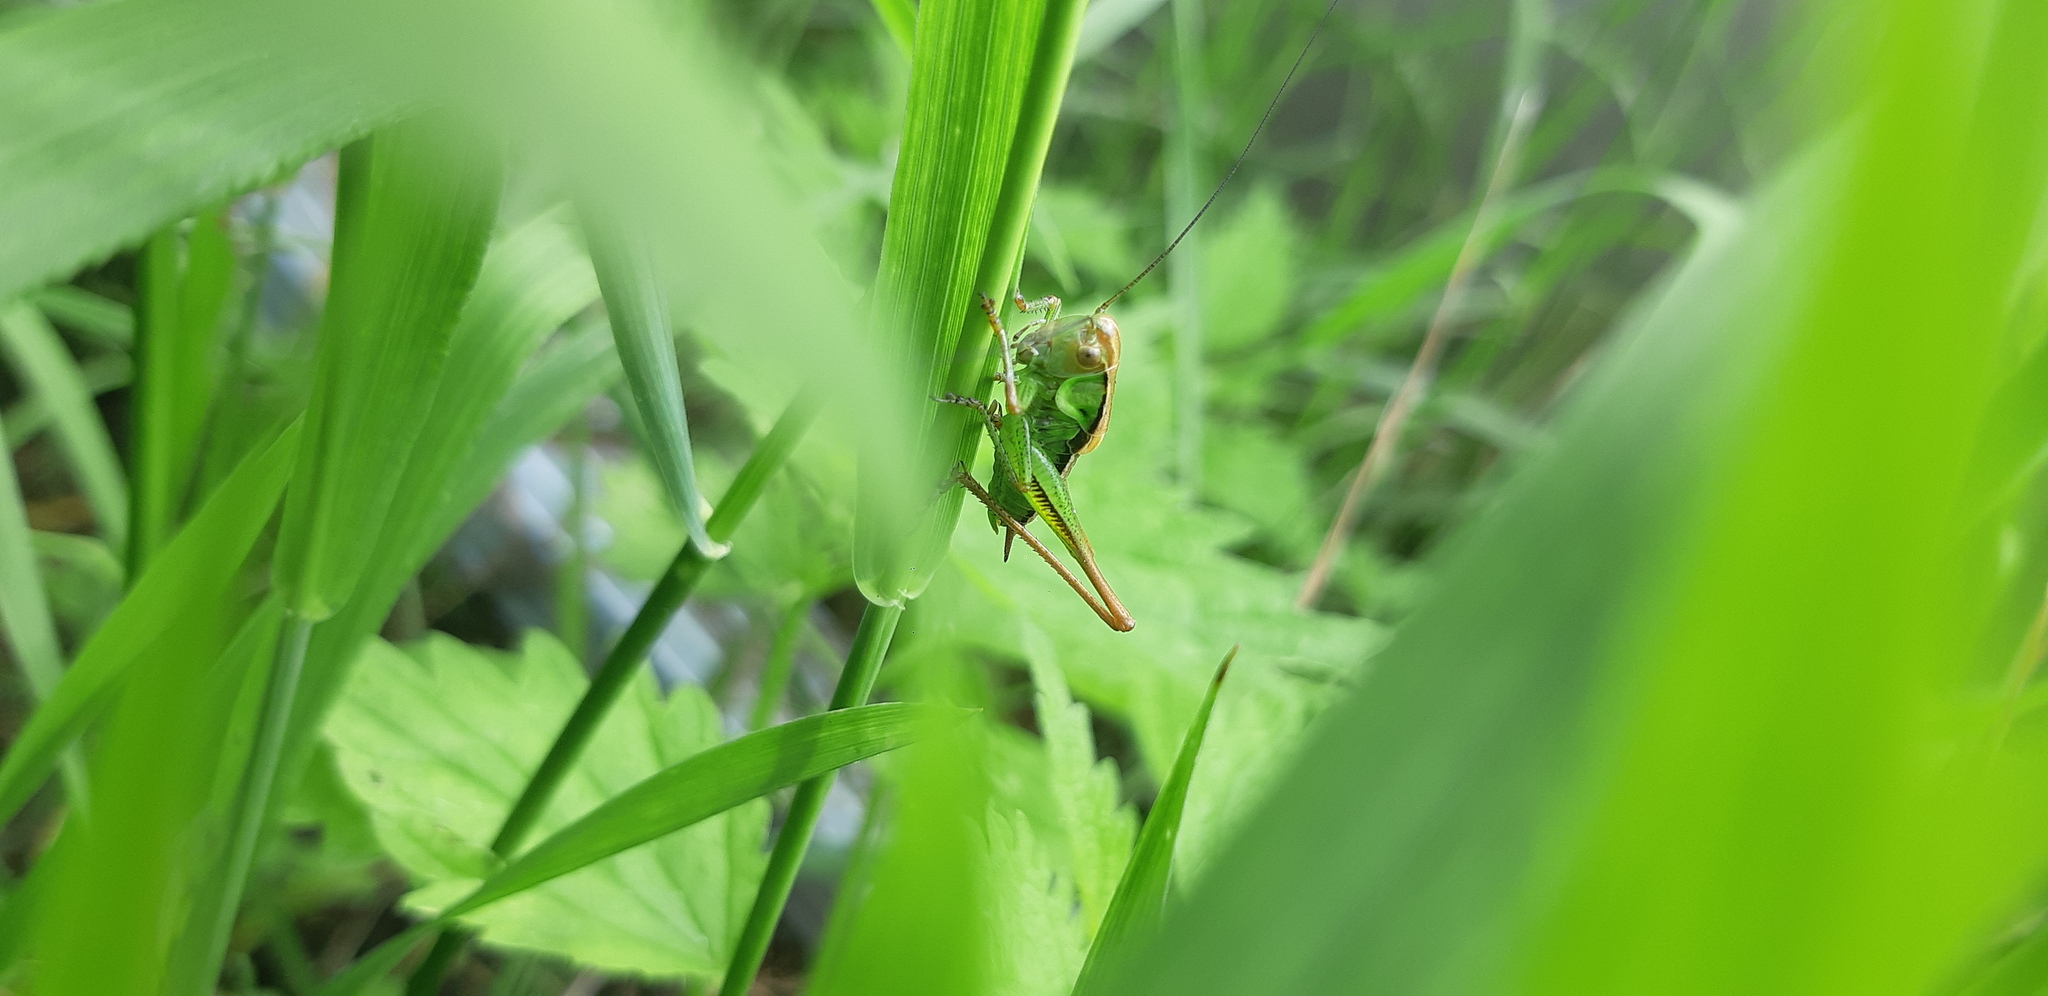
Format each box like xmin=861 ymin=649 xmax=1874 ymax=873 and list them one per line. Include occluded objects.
xmin=943 ymin=290 xmax=1133 ymax=631
xmin=944 ymin=0 xmax=1340 ymax=632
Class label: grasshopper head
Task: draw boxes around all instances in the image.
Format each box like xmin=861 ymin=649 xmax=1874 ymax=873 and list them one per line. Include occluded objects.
xmin=1031 ymin=314 xmax=1120 ymax=378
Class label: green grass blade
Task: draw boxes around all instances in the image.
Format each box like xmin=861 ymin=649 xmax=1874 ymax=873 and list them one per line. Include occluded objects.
xmin=272 ymin=118 xmax=501 ymax=618
xmin=288 ymin=248 xmax=611 ymax=995
xmin=27 ymin=286 xmax=133 ymax=350
xmin=456 ymin=702 xmax=965 ymax=916
xmin=0 ymin=427 xmax=66 ymax=701
xmin=129 ymin=213 xmax=233 ymax=573
xmin=585 ymin=217 xmax=722 ymax=558
xmin=319 ymin=701 xmax=958 ymax=996
xmin=0 ymin=302 xmax=128 ymax=551
xmin=0 ymin=419 xmax=298 ymax=829
xmin=0 ymin=0 xmax=416 ymax=306
xmin=1073 ymin=646 xmax=1234 ymax=993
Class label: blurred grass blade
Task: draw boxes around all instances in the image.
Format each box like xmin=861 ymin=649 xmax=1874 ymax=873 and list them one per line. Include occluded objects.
xmin=0 ymin=302 xmax=128 ymax=551
xmin=283 ymin=230 xmax=607 ymax=806
xmin=129 ymin=213 xmax=234 ymax=573
xmin=319 ymin=702 xmax=959 ymax=996
xmin=29 ymin=286 xmax=133 ymax=350
xmin=0 ymin=429 xmax=67 ymax=700
xmin=584 ymin=215 xmax=723 ymax=557
xmin=0 ymin=419 xmax=298 ymax=828
xmin=0 ymin=0 xmax=426 ymax=307
xmin=1074 ymin=645 xmax=1234 ymax=993
xmin=273 ymin=118 xmax=501 ymax=619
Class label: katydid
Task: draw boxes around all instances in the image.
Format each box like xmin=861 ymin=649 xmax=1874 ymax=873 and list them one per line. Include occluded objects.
xmin=947 ymin=0 xmax=1343 ymax=632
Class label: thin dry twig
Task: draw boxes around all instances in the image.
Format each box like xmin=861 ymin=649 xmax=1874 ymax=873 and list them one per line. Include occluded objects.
xmin=1296 ymin=89 xmax=1543 ymax=609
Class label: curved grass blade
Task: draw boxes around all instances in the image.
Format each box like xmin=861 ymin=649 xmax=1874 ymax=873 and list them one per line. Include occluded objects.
xmin=28 ymin=287 xmax=133 ymax=350
xmin=0 ymin=302 xmax=127 ymax=552
xmin=317 ymin=702 xmax=964 ymax=996
xmin=1073 ymin=645 xmax=1234 ymax=994
xmin=0 ymin=419 xmax=299 ymax=828
xmin=0 ymin=431 xmax=89 ymax=806
xmin=584 ymin=216 xmax=723 ymax=557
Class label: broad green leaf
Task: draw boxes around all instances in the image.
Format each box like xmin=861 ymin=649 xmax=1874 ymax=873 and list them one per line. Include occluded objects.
xmin=1200 ymin=186 xmax=1298 ymax=354
xmin=1074 ymin=647 xmax=1232 ymax=992
xmin=327 ymin=631 xmax=766 ymax=978
xmin=0 ymin=420 xmax=298 ymax=828
xmin=585 ymin=218 xmax=721 ymax=557
xmin=272 ymin=117 xmax=501 ymax=619
xmin=0 ymin=302 xmax=127 ymax=551
xmin=0 ymin=0 xmax=418 ymax=307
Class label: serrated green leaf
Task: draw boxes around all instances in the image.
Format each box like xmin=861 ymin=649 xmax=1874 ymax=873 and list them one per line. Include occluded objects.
xmin=327 ymin=631 xmax=766 ymax=978
xmin=272 ymin=118 xmax=501 ymax=619
xmin=318 ymin=631 xmax=954 ymax=994
xmin=1023 ymin=626 xmax=1134 ymax=936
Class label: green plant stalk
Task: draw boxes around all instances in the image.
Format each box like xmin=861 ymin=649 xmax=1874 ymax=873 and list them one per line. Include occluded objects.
xmin=717 ymin=600 xmax=905 ymax=996
xmin=404 ymin=394 xmax=818 ymax=995
xmin=199 ymin=612 xmax=313 ymax=993
xmin=556 ymin=410 xmax=591 ymax=663
xmin=749 ymin=594 xmax=812 ymax=731
xmin=130 ymin=228 xmax=181 ymax=576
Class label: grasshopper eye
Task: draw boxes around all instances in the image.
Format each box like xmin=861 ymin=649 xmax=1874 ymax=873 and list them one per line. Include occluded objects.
xmin=1078 ymin=344 xmax=1102 ymax=367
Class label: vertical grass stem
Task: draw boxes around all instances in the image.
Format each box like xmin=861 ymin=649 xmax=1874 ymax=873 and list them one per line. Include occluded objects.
xmin=718 ymin=600 xmax=905 ymax=996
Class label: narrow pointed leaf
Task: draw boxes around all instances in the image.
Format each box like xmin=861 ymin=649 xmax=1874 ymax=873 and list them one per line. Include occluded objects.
xmin=0 ymin=302 xmax=127 ymax=551
xmin=1075 ymin=646 xmax=1234 ymax=992
xmin=0 ymin=420 xmax=298 ymax=827
xmin=586 ymin=218 xmax=722 ymax=557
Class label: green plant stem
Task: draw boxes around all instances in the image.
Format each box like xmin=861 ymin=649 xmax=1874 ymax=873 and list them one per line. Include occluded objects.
xmin=748 ymin=594 xmax=812 ymax=731
xmin=403 ymin=394 xmax=817 ymax=995
xmin=201 ymin=612 xmax=314 ymax=993
xmin=556 ymin=410 xmax=591 ymax=663
xmin=718 ymin=600 xmax=905 ymax=996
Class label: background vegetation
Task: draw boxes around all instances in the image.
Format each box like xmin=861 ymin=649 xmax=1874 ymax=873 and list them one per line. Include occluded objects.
xmin=2 ymin=0 xmax=2047 ymax=993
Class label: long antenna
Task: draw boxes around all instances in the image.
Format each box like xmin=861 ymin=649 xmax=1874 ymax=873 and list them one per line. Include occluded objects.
xmin=1095 ymin=0 xmax=1348 ymax=314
